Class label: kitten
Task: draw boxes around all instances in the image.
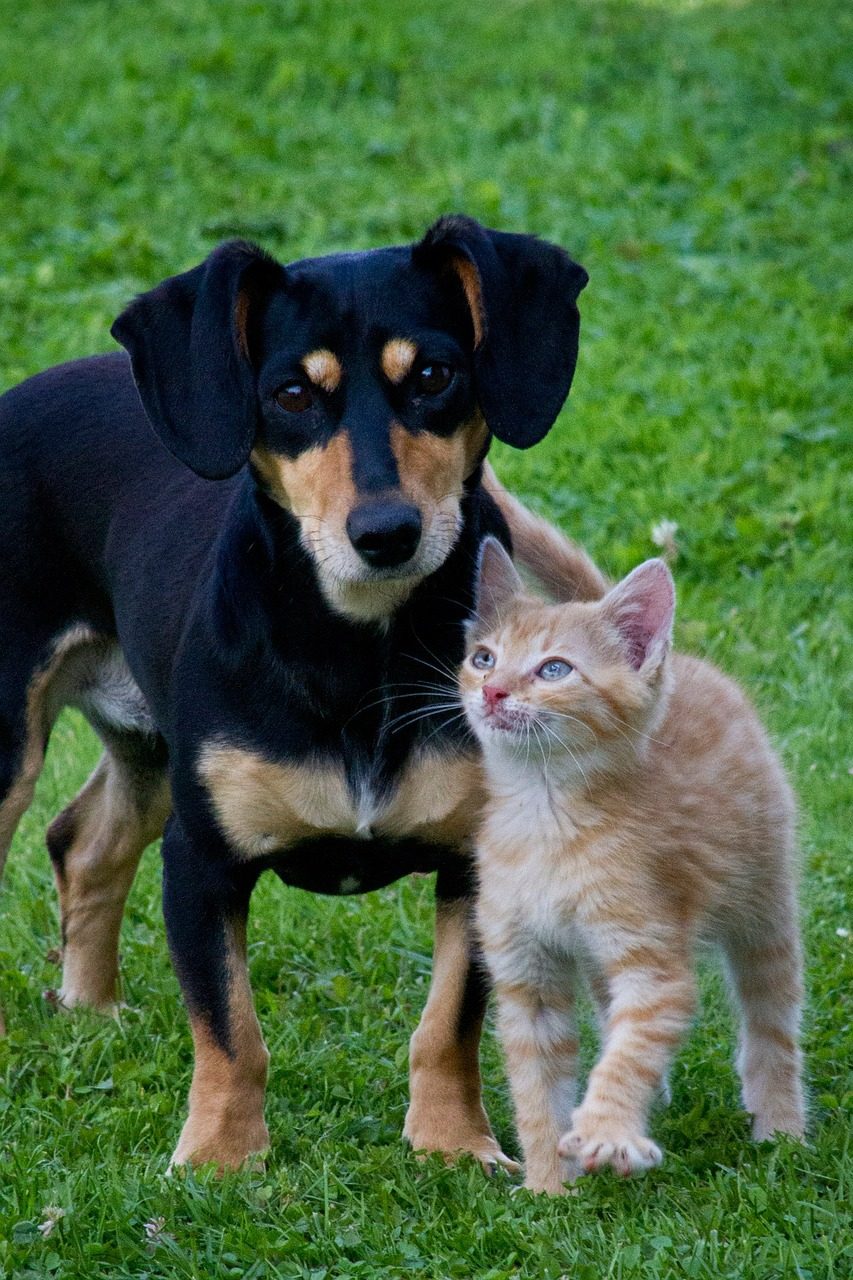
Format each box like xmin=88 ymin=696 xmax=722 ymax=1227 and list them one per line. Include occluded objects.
xmin=460 ymin=536 xmax=805 ymax=1194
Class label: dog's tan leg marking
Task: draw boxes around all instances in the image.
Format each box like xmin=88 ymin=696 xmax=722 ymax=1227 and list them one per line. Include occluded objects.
xmin=404 ymin=897 xmax=519 ymax=1174
xmin=0 ymin=690 xmax=49 ymax=1036
xmin=0 ymin=627 xmax=113 ymax=1032
xmin=170 ymin=916 xmax=270 ymax=1171
xmin=0 ymin=632 xmax=93 ymax=882
xmin=0 ymin=721 xmax=46 ymax=887
xmin=47 ymin=750 xmax=171 ymax=1012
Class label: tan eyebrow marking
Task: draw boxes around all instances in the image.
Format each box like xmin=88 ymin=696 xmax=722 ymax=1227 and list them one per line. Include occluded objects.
xmin=381 ymin=338 xmax=418 ymax=385
xmin=301 ymin=348 xmax=342 ymax=394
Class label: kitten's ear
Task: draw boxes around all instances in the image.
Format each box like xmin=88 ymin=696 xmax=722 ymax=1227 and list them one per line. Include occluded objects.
xmin=472 ymin=537 xmax=523 ymax=634
xmin=602 ymin=559 xmax=675 ymax=673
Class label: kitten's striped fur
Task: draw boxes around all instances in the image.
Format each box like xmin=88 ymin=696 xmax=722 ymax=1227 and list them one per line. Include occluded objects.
xmin=460 ymin=534 xmax=805 ymax=1194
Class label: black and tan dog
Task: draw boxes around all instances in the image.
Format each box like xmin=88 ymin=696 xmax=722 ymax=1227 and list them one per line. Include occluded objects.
xmin=0 ymin=216 xmax=587 ymax=1170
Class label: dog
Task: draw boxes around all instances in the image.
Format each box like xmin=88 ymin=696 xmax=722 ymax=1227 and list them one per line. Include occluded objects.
xmin=0 ymin=215 xmax=588 ymax=1170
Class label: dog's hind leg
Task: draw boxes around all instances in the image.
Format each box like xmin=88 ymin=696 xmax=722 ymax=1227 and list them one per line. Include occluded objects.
xmin=0 ymin=638 xmax=63 ymax=885
xmin=0 ymin=631 xmax=69 ymax=1034
xmin=0 ymin=718 xmax=43 ymax=888
xmin=46 ymin=730 xmax=171 ymax=1013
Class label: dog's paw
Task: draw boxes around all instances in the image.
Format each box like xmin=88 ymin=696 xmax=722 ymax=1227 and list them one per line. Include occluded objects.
xmin=44 ymin=986 xmax=124 ymax=1019
xmin=557 ymin=1113 xmax=662 ymax=1177
xmin=168 ymin=1114 xmax=270 ymax=1175
xmin=475 ymin=1138 xmax=522 ymax=1178
xmin=404 ymin=1109 xmax=520 ymax=1176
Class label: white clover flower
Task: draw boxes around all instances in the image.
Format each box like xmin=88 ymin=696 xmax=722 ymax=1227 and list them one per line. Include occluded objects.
xmin=144 ymin=1217 xmax=176 ymax=1253
xmin=651 ymin=519 xmax=679 ymax=562
xmin=38 ymin=1206 xmax=65 ymax=1239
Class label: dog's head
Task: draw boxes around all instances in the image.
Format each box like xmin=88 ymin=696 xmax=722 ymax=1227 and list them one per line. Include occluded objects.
xmin=112 ymin=216 xmax=587 ymax=622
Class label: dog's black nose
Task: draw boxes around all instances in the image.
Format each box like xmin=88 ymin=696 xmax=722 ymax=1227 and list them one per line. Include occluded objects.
xmin=346 ymin=500 xmax=422 ymax=568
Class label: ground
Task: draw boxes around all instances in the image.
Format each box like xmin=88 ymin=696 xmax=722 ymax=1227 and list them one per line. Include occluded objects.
xmin=0 ymin=1 xmax=850 ymax=1277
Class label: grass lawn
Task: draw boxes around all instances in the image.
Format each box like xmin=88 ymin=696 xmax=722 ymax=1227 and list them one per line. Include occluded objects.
xmin=1 ymin=0 xmax=851 ymax=1276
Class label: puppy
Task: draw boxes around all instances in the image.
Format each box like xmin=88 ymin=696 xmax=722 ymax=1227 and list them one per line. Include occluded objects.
xmin=0 ymin=216 xmax=588 ymax=1169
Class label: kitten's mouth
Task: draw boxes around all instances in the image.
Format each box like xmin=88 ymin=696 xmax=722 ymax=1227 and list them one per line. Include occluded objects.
xmin=482 ymin=705 xmax=531 ymax=735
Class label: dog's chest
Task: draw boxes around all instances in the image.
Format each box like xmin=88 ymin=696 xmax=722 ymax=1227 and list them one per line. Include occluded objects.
xmin=198 ymin=740 xmax=484 ymax=859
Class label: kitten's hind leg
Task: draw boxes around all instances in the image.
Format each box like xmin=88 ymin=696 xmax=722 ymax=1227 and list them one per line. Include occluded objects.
xmin=723 ymin=928 xmax=805 ymax=1141
xmin=495 ymin=974 xmax=579 ymax=1195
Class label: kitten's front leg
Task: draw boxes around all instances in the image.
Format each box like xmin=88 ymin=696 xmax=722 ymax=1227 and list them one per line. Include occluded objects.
xmin=559 ymin=952 xmax=695 ymax=1177
xmin=495 ymin=977 xmax=579 ymax=1194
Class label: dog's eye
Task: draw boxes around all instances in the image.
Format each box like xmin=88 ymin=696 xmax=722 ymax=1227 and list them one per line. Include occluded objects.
xmin=416 ymin=362 xmax=453 ymax=396
xmin=275 ymin=382 xmax=314 ymax=413
xmin=537 ymin=658 xmax=573 ymax=681
xmin=471 ymin=648 xmax=495 ymax=671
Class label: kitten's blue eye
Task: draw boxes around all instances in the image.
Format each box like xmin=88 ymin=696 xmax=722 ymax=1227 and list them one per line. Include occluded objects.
xmin=537 ymin=658 xmax=573 ymax=681
xmin=471 ymin=648 xmax=495 ymax=671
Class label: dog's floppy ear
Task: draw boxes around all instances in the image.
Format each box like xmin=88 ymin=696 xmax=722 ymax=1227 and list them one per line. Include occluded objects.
xmin=414 ymin=215 xmax=588 ymax=449
xmin=111 ymin=240 xmax=281 ymax=480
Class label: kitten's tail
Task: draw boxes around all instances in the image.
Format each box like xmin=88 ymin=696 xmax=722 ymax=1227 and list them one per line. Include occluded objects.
xmin=483 ymin=462 xmax=608 ymax=602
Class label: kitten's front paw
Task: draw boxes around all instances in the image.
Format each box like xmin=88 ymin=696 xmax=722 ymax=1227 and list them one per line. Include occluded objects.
xmin=557 ymin=1112 xmax=662 ymax=1177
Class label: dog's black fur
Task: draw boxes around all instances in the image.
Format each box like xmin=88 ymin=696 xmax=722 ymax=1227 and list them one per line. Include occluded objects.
xmin=0 ymin=216 xmax=587 ymax=1167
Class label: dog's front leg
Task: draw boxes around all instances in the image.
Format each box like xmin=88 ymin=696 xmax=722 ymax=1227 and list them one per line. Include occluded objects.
xmin=162 ymin=818 xmax=270 ymax=1171
xmin=404 ymin=865 xmax=519 ymax=1174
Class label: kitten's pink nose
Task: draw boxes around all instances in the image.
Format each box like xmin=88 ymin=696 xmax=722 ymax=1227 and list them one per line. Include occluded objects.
xmin=482 ymin=685 xmax=509 ymax=710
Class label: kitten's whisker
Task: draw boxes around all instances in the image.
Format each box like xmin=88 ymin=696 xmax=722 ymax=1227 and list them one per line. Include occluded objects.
xmin=359 ymin=684 xmax=456 ymax=710
xmin=383 ymin=700 xmax=453 ymax=721
xmin=408 ymin=635 xmax=463 ymax=682
xmin=420 ymin=709 xmax=469 ymax=750
xmin=395 ymin=682 xmax=458 ymax=697
xmin=533 ymin=717 xmax=551 ymax=774
xmin=600 ymin=708 xmax=668 ymax=747
xmin=401 ymin=651 xmax=460 ymax=685
xmin=541 ymin=709 xmax=600 ymax=746
xmin=604 ymin=719 xmax=645 ymax=755
xmin=346 ymin=690 xmax=453 ymax=723
xmin=551 ymin=697 xmax=666 ymax=747
xmin=386 ymin=702 xmax=463 ymax=733
xmin=537 ymin=720 xmax=592 ymax=793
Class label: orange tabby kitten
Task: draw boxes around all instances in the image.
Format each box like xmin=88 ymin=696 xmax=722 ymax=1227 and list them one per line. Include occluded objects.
xmin=460 ymin=536 xmax=805 ymax=1194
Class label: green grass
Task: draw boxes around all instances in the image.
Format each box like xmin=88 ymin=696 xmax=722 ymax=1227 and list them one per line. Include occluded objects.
xmin=1 ymin=0 xmax=851 ymax=1276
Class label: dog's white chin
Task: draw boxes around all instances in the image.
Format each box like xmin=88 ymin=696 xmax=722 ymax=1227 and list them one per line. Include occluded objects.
xmin=322 ymin=571 xmax=426 ymax=624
